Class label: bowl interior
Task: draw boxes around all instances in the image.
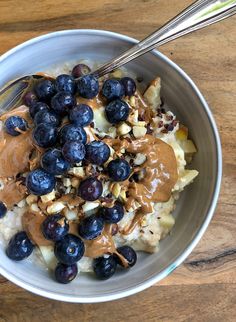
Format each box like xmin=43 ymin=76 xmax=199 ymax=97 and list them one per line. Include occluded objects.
xmin=0 ymin=30 xmax=221 ymax=302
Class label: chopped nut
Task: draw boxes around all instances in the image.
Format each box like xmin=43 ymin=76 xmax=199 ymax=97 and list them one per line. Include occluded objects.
xmin=40 ymin=190 xmax=56 ymax=203
xmin=107 ymin=126 xmax=117 ymax=138
xmin=143 ymin=77 xmax=161 ymax=108
xmin=112 ymin=183 xmax=121 ymax=198
xmin=119 ymin=189 xmax=127 ymax=202
xmin=128 ymin=110 xmax=139 ymax=125
xmin=0 ymin=179 xmax=4 ymax=191
xmin=134 ymin=153 xmax=147 ymax=165
xmin=65 ymin=187 xmax=71 ymax=194
xmin=64 ymin=208 xmax=78 ymax=220
xmin=30 ymin=203 xmax=40 ymax=213
xmin=68 ymin=167 xmax=85 ymax=178
xmin=133 ymin=126 xmax=147 ymax=138
xmin=17 ymin=199 xmax=26 ymax=208
xmin=63 ymin=178 xmax=71 ymax=187
xmin=130 ymin=96 xmax=136 ymax=107
xmin=120 ymin=148 xmax=125 ymax=154
xmin=117 ymin=122 xmax=132 ymax=136
xmin=82 ymin=201 xmax=100 ymax=213
xmin=26 ymin=194 xmax=38 ymax=205
xmin=71 ymin=177 xmax=80 ymax=188
xmin=47 ymin=202 xmax=65 ymax=214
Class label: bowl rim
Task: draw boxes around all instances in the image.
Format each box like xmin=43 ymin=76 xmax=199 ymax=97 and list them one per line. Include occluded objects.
xmin=0 ymin=29 xmax=222 ymax=303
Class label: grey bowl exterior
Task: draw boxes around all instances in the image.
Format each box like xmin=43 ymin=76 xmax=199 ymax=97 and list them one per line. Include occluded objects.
xmin=0 ymin=30 xmax=222 ymax=303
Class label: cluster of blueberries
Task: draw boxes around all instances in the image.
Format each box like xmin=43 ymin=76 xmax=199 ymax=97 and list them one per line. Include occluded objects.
xmin=2 ymin=64 xmax=138 ymax=282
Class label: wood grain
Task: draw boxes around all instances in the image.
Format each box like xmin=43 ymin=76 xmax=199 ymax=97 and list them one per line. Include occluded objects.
xmin=0 ymin=0 xmax=236 ymax=320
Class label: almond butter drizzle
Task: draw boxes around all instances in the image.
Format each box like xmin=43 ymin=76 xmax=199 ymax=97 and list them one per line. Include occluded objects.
xmin=0 ymin=105 xmax=37 ymax=207
xmin=77 ymin=95 xmax=105 ymax=110
xmin=22 ymin=211 xmax=53 ymax=246
xmin=105 ymin=135 xmax=178 ymax=233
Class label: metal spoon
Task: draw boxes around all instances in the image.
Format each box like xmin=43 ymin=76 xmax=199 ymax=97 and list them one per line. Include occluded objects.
xmin=1 ymin=0 xmax=236 ymax=112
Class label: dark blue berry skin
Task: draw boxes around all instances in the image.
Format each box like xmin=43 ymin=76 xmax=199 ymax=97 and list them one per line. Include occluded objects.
xmin=29 ymin=102 xmax=49 ymax=118
xmin=41 ymin=148 xmax=70 ymax=175
xmin=59 ymin=124 xmax=87 ymax=145
xmin=77 ymin=75 xmax=99 ymax=99
xmin=78 ymin=177 xmax=103 ymax=201
xmin=102 ymin=79 xmax=125 ymax=101
xmin=0 ymin=201 xmax=7 ymax=219
xmin=54 ymin=234 xmax=85 ymax=265
xmin=71 ymin=63 xmax=91 ymax=78
xmin=115 ymin=246 xmax=137 ymax=267
xmin=105 ymin=99 xmax=130 ymax=124
xmin=5 ymin=116 xmax=28 ymax=136
xmin=99 ymin=202 xmax=124 ymax=224
xmin=35 ymin=79 xmax=56 ymax=102
xmin=93 ymin=256 xmax=117 ymax=280
xmin=26 ymin=168 xmax=56 ymax=196
xmin=6 ymin=231 xmax=34 ymax=261
xmin=69 ymin=104 xmax=94 ymax=127
xmin=78 ymin=214 xmax=104 ymax=240
xmin=85 ymin=141 xmax=110 ymax=165
xmin=42 ymin=214 xmax=69 ymax=241
xmin=33 ymin=123 xmax=58 ymax=148
xmin=23 ymin=91 xmax=38 ymax=107
xmin=51 ymin=91 xmax=76 ymax=116
xmin=62 ymin=140 xmax=85 ymax=164
xmin=55 ymin=74 xmax=76 ymax=94
xmin=34 ymin=110 xmax=61 ymax=127
xmin=107 ymin=159 xmax=131 ymax=182
xmin=120 ymin=77 xmax=136 ymax=97
xmin=55 ymin=263 xmax=78 ymax=284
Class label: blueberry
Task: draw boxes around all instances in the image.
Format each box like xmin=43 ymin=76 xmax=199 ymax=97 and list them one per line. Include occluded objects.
xmin=54 ymin=234 xmax=85 ymax=265
xmin=23 ymin=91 xmax=38 ymax=107
xmin=71 ymin=63 xmax=91 ymax=78
xmin=55 ymin=74 xmax=76 ymax=94
xmin=0 ymin=201 xmax=7 ymax=219
xmin=55 ymin=263 xmax=78 ymax=284
xmin=107 ymin=158 xmax=131 ymax=181
xmin=78 ymin=177 xmax=103 ymax=201
xmin=105 ymin=99 xmax=130 ymax=124
xmin=33 ymin=123 xmax=58 ymax=148
xmin=78 ymin=214 xmax=104 ymax=240
xmin=42 ymin=214 xmax=69 ymax=241
xmin=41 ymin=148 xmax=70 ymax=175
xmin=102 ymin=79 xmax=125 ymax=101
xmin=35 ymin=79 xmax=56 ymax=102
xmin=5 ymin=116 xmax=28 ymax=136
xmin=6 ymin=231 xmax=34 ymax=261
xmin=59 ymin=124 xmax=87 ymax=145
xmin=69 ymin=104 xmax=94 ymax=127
xmin=29 ymin=102 xmax=49 ymax=118
xmin=51 ymin=91 xmax=76 ymax=116
xmin=120 ymin=77 xmax=136 ymax=97
xmin=93 ymin=256 xmax=117 ymax=280
xmin=77 ymin=75 xmax=99 ymax=99
xmin=26 ymin=168 xmax=56 ymax=196
xmin=85 ymin=141 xmax=110 ymax=166
xmin=99 ymin=202 xmax=124 ymax=224
xmin=115 ymin=245 xmax=137 ymax=267
xmin=62 ymin=140 xmax=85 ymax=164
xmin=34 ymin=110 xmax=61 ymax=127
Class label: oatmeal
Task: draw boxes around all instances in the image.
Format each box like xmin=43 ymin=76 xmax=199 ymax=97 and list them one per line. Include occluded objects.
xmin=0 ymin=61 xmax=198 ymax=283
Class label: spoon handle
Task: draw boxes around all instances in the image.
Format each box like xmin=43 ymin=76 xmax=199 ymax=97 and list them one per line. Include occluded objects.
xmin=93 ymin=0 xmax=236 ymax=77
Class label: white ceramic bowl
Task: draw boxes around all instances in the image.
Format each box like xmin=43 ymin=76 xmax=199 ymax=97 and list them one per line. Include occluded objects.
xmin=0 ymin=30 xmax=222 ymax=303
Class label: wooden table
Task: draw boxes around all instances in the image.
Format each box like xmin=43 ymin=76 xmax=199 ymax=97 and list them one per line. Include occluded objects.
xmin=0 ymin=0 xmax=235 ymax=321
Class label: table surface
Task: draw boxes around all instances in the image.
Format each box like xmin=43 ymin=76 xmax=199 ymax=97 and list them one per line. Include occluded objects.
xmin=0 ymin=0 xmax=235 ymax=321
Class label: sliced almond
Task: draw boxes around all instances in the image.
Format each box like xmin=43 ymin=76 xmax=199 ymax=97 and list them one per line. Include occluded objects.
xmin=47 ymin=202 xmax=65 ymax=214
xmin=68 ymin=167 xmax=85 ymax=178
xmin=26 ymin=194 xmax=38 ymax=205
xmin=117 ymin=122 xmax=132 ymax=136
xmin=40 ymin=190 xmax=56 ymax=203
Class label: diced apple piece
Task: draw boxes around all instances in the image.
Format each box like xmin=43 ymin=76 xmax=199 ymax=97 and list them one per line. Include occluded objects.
xmin=159 ymin=214 xmax=175 ymax=230
xmin=93 ymin=107 xmax=111 ymax=132
xmin=180 ymin=169 xmax=199 ymax=188
xmin=143 ymin=77 xmax=161 ymax=107
xmin=176 ymin=126 xmax=188 ymax=141
xmin=39 ymin=245 xmax=57 ymax=270
xmin=180 ymin=140 xmax=197 ymax=154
